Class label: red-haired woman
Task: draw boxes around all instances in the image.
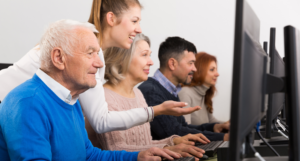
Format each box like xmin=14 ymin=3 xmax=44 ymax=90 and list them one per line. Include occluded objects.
xmin=179 ymin=52 xmax=224 ymax=125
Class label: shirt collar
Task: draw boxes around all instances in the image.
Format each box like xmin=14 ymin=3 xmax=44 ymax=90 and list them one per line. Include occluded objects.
xmin=152 ymin=69 xmax=182 ymax=97
xmin=36 ymin=69 xmax=78 ymax=105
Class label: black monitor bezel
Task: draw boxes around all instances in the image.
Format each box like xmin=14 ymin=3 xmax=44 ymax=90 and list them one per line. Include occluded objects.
xmin=284 ymin=25 xmax=300 ymax=161
xmin=265 ymin=28 xmax=286 ymax=138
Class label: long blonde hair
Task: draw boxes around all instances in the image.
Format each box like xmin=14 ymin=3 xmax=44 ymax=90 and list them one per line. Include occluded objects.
xmin=88 ymin=0 xmax=142 ymax=46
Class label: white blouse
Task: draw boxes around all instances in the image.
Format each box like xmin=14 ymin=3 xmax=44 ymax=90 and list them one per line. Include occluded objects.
xmin=0 ymin=46 xmax=153 ymax=133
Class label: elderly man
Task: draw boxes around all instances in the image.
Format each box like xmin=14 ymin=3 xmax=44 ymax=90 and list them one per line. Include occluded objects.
xmin=0 ymin=20 xmax=180 ymax=161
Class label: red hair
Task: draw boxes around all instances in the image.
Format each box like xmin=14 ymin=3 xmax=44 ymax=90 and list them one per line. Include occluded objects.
xmin=184 ymin=52 xmax=217 ymax=113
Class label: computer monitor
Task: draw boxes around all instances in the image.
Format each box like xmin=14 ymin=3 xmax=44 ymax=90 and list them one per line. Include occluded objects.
xmin=0 ymin=63 xmax=12 ymax=103
xmin=265 ymin=28 xmax=286 ymax=139
xmin=228 ymin=0 xmax=268 ymax=160
xmin=284 ymin=25 xmax=300 ymax=161
xmin=0 ymin=63 xmax=12 ymax=71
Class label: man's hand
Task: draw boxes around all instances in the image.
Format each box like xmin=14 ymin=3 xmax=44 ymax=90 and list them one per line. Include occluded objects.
xmin=173 ymin=133 xmax=210 ymax=145
xmin=138 ymin=147 xmax=181 ymax=161
xmin=164 ymin=143 xmax=205 ymax=161
xmin=153 ymin=101 xmax=201 ymax=116
xmin=223 ymin=133 xmax=230 ymax=141
xmin=213 ymin=122 xmax=230 ymax=133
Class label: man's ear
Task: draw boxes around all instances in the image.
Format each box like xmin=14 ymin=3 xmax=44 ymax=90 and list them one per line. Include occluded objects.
xmin=106 ymin=12 xmax=117 ymax=27
xmin=51 ymin=48 xmax=65 ymax=71
xmin=168 ymin=58 xmax=178 ymax=71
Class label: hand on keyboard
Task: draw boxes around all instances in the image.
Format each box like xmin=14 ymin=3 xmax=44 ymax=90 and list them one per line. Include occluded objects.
xmin=213 ymin=122 xmax=230 ymax=133
xmin=173 ymin=133 xmax=210 ymax=146
xmin=137 ymin=147 xmax=181 ymax=161
xmin=164 ymin=156 xmax=196 ymax=161
xmin=164 ymin=143 xmax=204 ymax=160
xmin=194 ymin=141 xmax=224 ymax=157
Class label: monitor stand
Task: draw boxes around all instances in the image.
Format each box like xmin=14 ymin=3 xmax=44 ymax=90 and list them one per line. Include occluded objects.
xmin=217 ymin=141 xmax=288 ymax=161
xmin=243 ymin=156 xmax=288 ymax=161
xmin=254 ymin=130 xmax=283 ymax=139
xmin=259 ymin=136 xmax=288 ymax=145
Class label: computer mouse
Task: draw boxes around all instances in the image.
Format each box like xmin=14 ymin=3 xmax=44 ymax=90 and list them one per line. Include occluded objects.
xmin=200 ymin=154 xmax=209 ymax=160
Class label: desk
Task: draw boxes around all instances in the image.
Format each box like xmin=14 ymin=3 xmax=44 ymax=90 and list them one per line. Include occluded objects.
xmin=203 ymin=154 xmax=217 ymax=161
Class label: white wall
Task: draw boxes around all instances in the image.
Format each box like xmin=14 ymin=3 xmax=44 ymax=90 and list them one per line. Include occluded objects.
xmin=139 ymin=0 xmax=236 ymax=121
xmin=1 ymin=0 xmax=300 ymax=121
xmin=0 ymin=0 xmax=93 ymax=63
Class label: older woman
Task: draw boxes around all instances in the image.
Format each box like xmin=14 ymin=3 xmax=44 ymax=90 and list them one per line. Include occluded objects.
xmin=85 ymin=34 xmax=212 ymax=160
xmin=179 ymin=52 xmax=227 ymax=126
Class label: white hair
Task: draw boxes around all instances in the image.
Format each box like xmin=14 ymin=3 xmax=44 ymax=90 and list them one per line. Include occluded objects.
xmin=39 ymin=19 xmax=98 ymax=70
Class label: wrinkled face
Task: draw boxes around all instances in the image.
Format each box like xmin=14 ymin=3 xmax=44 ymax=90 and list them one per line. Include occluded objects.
xmin=64 ymin=28 xmax=103 ymax=91
xmin=204 ymin=61 xmax=219 ymax=87
xmin=127 ymin=40 xmax=153 ymax=83
xmin=174 ymin=50 xmax=197 ymax=85
xmin=111 ymin=5 xmax=142 ymax=49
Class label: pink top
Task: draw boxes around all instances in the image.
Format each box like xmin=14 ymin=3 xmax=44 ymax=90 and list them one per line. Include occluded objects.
xmin=85 ymin=87 xmax=178 ymax=151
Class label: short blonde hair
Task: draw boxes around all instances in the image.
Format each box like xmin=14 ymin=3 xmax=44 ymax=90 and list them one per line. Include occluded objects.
xmin=104 ymin=33 xmax=150 ymax=85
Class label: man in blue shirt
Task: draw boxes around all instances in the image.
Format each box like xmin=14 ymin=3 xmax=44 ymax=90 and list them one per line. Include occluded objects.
xmin=0 ymin=19 xmax=180 ymax=161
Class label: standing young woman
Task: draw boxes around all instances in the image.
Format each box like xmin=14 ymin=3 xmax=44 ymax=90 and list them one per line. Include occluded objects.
xmin=178 ymin=52 xmax=227 ymax=126
xmin=0 ymin=0 xmax=200 ymax=134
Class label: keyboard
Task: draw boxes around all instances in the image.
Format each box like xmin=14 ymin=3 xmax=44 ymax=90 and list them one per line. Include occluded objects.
xmin=165 ymin=157 xmax=195 ymax=161
xmin=195 ymin=141 xmax=223 ymax=157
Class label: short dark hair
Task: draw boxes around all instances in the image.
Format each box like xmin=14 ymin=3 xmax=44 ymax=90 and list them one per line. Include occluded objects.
xmin=158 ymin=36 xmax=197 ymax=69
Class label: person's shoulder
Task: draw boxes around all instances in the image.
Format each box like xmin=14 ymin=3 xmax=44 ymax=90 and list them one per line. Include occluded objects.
xmin=180 ymin=86 xmax=194 ymax=92
xmin=179 ymin=86 xmax=195 ymax=96
xmin=134 ymin=87 xmax=143 ymax=95
xmin=138 ymin=77 xmax=158 ymax=92
xmin=0 ymin=78 xmax=47 ymax=120
xmin=4 ymin=76 xmax=44 ymax=105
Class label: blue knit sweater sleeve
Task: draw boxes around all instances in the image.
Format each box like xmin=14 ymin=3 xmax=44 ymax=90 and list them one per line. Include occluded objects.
xmin=85 ymin=139 xmax=139 ymax=161
xmin=81 ymin=109 xmax=139 ymax=161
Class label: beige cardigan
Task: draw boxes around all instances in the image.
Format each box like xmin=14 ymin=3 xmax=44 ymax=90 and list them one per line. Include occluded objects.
xmin=85 ymin=87 xmax=178 ymax=151
xmin=178 ymin=85 xmax=222 ymax=125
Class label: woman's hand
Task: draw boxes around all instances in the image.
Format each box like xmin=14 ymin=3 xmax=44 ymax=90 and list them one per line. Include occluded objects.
xmin=173 ymin=133 xmax=210 ymax=145
xmin=164 ymin=143 xmax=205 ymax=161
xmin=153 ymin=101 xmax=201 ymax=116
xmin=137 ymin=147 xmax=181 ymax=161
xmin=213 ymin=122 xmax=230 ymax=133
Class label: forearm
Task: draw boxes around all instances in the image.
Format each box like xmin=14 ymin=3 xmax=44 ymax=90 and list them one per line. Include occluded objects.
xmin=113 ymin=142 xmax=167 ymax=152
xmin=188 ymin=123 xmax=216 ymax=132
xmin=151 ymin=135 xmax=178 ymax=147
xmin=79 ymin=79 xmax=153 ymax=133
xmin=151 ymin=116 xmax=198 ymax=139
xmin=86 ymin=146 xmax=139 ymax=161
xmin=84 ymin=121 xmax=140 ymax=161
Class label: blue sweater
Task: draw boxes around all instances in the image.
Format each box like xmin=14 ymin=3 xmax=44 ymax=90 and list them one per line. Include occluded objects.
xmin=138 ymin=77 xmax=224 ymax=141
xmin=0 ymin=74 xmax=139 ymax=161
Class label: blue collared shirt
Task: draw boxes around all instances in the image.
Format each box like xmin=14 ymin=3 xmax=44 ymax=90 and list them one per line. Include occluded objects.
xmin=152 ymin=69 xmax=182 ymax=97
